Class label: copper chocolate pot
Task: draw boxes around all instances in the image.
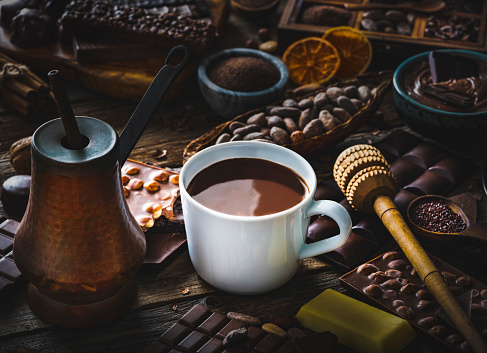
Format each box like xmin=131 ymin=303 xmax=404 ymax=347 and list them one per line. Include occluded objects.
xmin=13 ymin=117 xmax=146 ymax=328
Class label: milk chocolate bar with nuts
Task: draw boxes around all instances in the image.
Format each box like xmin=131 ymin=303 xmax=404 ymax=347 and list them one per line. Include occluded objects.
xmin=60 ymin=0 xmax=215 ymax=54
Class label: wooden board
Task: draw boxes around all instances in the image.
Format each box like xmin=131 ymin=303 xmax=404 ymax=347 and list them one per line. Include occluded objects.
xmin=0 ymin=0 xmax=230 ymax=102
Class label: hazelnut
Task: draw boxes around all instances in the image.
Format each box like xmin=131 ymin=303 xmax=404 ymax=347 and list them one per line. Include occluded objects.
xmin=455 ymin=276 xmax=471 ymax=287
xmin=392 ymin=300 xmax=405 ymax=308
xmin=417 ymin=300 xmax=434 ymax=310
xmin=396 ymin=306 xmax=414 ymax=320
xmin=384 ymin=269 xmax=402 ymax=278
xmin=170 ymin=174 xmax=179 ymax=185
xmin=245 ymin=39 xmax=259 ymax=49
xmin=400 ymin=283 xmax=418 ymax=294
xmin=382 ymin=251 xmax=399 ymax=261
xmin=388 ymin=259 xmax=407 ymax=270
xmin=418 ymin=317 xmax=436 ymax=328
xmin=364 ymin=284 xmax=382 ymax=297
xmin=357 ymin=263 xmax=378 ymax=276
xmin=416 ymin=289 xmax=432 ymax=299
xmin=446 ymin=334 xmax=464 ymax=345
xmin=369 ymin=271 xmax=390 ymax=283
xmin=123 ymin=166 xmax=139 ymax=175
xmin=128 ymin=178 xmax=143 ymax=190
xmin=121 ymin=175 xmax=130 ymax=185
xmin=9 ymin=136 xmax=32 ymax=175
xmin=381 ymin=279 xmax=402 ymax=289
xmin=144 ymin=181 xmax=160 ymax=192
xmin=442 ymin=271 xmax=457 ymax=282
xmin=258 ymin=28 xmax=271 ymax=41
xmin=152 ymin=170 xmax=169 ymax=182
xmin=144 ymin=202 xmax=162 ymax=219
xmin=429 ymin=325 xmax=447 ymax=338
xmin=136 ymin=215 xmax=154 ymax=229
xmin=382 ymin=289 xmax=396 ymax=300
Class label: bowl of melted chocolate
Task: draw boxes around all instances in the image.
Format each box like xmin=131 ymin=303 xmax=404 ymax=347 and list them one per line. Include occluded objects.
xmin=393 ymin=49 xmax=487 ymax=139
xmin=198 ymin=48 xmax=288 ymax=119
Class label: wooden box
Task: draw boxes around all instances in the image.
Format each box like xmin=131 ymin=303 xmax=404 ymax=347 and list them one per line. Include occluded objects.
xmin=278 ymin=0 xmax=487 ymax=70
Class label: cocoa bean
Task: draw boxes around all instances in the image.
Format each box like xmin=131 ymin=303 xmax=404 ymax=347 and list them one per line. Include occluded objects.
xmin=385 ymin=10 xmax=406 ymax=22
xmin=270 ymin=126 xmax=291 ymax=145
xmin=313 ymin=92 xmax=328 ymax=108
xmin=229 ymin=121 xmax=246 ymax=133
xmin=270 ymin=107 xmax=301 ymax=119
xmin=298 ymin=98 xmax=313 ymax=109
xmin=230 ymin=134 xmax=243 ymax=141
xmin=227 ymin=312 xmax=261 ymax=326
xmin=290 ymin=130 xmax=305 ymax=143
xmin=362 ymin=10 xmax=384 ymax=21
xmin=326 ymin=86 xmax=342 ymax=97
xmin=343 ymin=85 xmax=358 ymax=98
xmin=303 ymin=119 xmax=323 ymax=138
xmin=318 ymin=110 xmax=335 ymax=131
xmin=243 ymin=132 xmax=268 ymax=140
xmin=332 ymin=107 xmax=352 ymax=123
xmin=216 ymin=133 xmax=231 ymax=144
xmin=357 ymin=263 xmax=378 ymax=276
xmin=223 ymin=327 xmax=248 ymax=347
xmin=358 ymin=85 xmax=372 ymax=102
xmin=283 ymin=117 xmax=298 ymax=133
xmin=233 ymin=124 xmax=261 ymax=136
xmin=282 ymin=99 xmax=298 ymax=108
xmin=361 ymin=18 xmax=378 ymax=32
xmin=247 ymin=112 xmax=267 ymax=126
xmin=298 ymin=108 xmax=313 ymax=130
xmin=337 ymin=95 xmax=359 ymax=115
xmin=266 ymin=115 xmax=285 ymax=129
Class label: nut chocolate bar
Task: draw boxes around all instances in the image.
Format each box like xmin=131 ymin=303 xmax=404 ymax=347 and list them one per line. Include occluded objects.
xmin=309 ymin=130 xmax=476 ymax=269
xmin=340 ymin=249 xmax=487 ymax=353
xmin=142 ymin=304 xmax=337 ymax=353
xmin=60 ymin=0 xmax=215 ymax=54
xmin=0 ymin=217 xmax=22 ymax=295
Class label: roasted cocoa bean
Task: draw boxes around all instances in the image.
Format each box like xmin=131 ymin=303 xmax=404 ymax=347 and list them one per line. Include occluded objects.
xmin=247 ymin=112 xmax=267 ymax=126
xmin=283 ymin=117 xmax=298 ymax=133
xmin=343 ymin=85 xmax=358 ymax=98
xmin=227 ymin=312 xmax=261 ymax=326
xmin=337 ymin=95 xmax=359 ymax=115
xmin=223 ymin=327 xmax=248 ymax=347
xmin=298 ymin=98 xmax=313 ymax=109
xmin=381 ymin=279 xmax=402 ymax=289
xmin=230 ymin=134 xmax=243 ymax=141
xmin=392 ymin=300 xmax=405 ymax=308
xmin=282 ymin=99 xmax=298 ymax=108
xmin=416 ymin=289 xmax=432 ymax=299
xmin=383 ymin=251 xmax=400 ymax=261
xmin=396 ymin=306 xmax=414 ymax=319
xmin=216 ymin=133 xmax=231 ymax=144
xmin=429 ymin=325 xmax=447 ymax=338
xmin=290 ymin=130 xmax=305 ymax=143
xmin=303 ymin=119 xmax=323 ymax=138
xmin=229 ymin=121 xmax=246 ymax=133
xmin=358 ymin=85 xmax=372 ymax=102
xmin=369 ymin=271 xmax=389 ymax=283
xmin=243 ymin=132 xmax=268 ymax=140
xmin=418 ymin=317 xmax=436 ymax=328
xmin=270 ymin=126 xmax=291 ymax=145
xmin=382 ymin=289 xmax=397 ymax=300
xmin=417 ymin=300 xmax=434 ymax=310
xmin=364 ymin=284 xmax=382 ymax=297
xmin=357 ymin=263 xmax=379 ymax=275
xmin=270 ymin=107 xmax=301 ymax=119
xmin=456 ymin=276 xmax=471 ymax=287
xmin=388 ymin=259 xmax=407 ymax=270
xmin=447 ymin=334 xmax=464 ymax=345
xmin=233 ymin=124 xmax=261 ymax=136
xmin=318 ymin=110 xmax=335 ymax=131
xmin=266 ymin=115 xmax=285 ymax=129
xmin=384 ymin=269 xmax=402 ymax=278
xmin=313 ymin=92 xmax=328 ymax=108
xmin=298 ymin=108 xmax=314 ymax=130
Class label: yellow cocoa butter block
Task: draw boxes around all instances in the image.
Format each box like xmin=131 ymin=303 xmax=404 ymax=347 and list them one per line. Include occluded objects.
xmin=295 ymin=289 xmax=416 ymax=353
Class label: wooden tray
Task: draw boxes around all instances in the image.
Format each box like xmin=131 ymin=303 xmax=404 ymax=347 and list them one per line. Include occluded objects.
xmin=0 ymin=0 xmax=230 ymax=102
xmin=278 ymin=0 xmax=487 ymax=68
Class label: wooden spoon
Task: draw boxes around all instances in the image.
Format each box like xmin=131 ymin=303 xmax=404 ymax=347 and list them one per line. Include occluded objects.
xmin=407 ymin=195 xmax=487 ymax=249
xmin=344 ymin=0 xmax=445 ymax=13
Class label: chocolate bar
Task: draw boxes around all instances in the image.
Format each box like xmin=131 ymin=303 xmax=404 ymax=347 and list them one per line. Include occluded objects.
xmin=0 ymin=217 xmax=22 ymax=295
xmin=60 ymin=0 xmax=215 ymax=54
xmin=142 ymin=304 xmax=337 ymax=353
xmin=309 ymin=130 xmax=476 ymax=269
xmin=340 ymin=249 xmax=487 ymax=353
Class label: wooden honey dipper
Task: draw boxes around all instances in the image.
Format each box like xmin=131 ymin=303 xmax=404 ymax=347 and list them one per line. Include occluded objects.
xmin=333 ymin=144 xmax=487 ymax=353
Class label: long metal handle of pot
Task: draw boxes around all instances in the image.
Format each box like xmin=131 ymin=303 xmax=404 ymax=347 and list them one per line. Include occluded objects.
xmin=119 ymin=45 xmax=189 ymax=165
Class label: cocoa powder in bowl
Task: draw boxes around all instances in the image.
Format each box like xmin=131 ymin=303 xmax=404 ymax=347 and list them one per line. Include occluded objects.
xmin=207 ymin=56 xmax=280 ymax=93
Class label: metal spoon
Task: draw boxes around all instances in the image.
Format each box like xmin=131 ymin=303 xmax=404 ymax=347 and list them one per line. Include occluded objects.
xmin=407 ymin=195 xmax=487 ymax=248
xmin=344 ymin=0 xmax=445 ymax=13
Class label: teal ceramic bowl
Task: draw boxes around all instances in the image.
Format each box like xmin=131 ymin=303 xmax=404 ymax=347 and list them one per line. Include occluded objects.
xmin=198 ymin=48 xmax=288 ymax=119
xmin=393 ymin=50 xmax=487 ymax=140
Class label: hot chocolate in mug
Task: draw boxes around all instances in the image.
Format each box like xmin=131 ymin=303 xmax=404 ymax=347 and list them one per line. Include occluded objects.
xmin=180 ymin=141 xmax=352 ymax=294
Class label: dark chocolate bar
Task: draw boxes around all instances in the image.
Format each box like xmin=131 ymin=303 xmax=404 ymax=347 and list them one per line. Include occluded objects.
xmin=340 ymin=249 xmax=487 ymax=353
xmin=309 ymin=130 xmax=476 ymax=269
xmin=61 ymin=0 xmax=215 ymax=54
xmin=0 ymin=217 xmax=22 ymax=294
xmin=142 ymin=304 xmax=337 ymax=353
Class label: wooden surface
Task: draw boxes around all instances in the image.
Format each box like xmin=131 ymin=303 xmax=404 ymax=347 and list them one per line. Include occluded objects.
xmin=0 ymin=0 xmax=230 ymax=102
xmin=1 ymin=2 xmax=487 ymax=353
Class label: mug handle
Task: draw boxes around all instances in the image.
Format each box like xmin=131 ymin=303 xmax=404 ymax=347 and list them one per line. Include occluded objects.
xmin=297 ymin=200 xmax=352 ymax=260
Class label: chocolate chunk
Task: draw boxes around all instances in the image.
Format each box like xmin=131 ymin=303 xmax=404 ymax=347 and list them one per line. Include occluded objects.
xmin=423 ymin=85 xmax=474 ymax=108
xmin=0 ymin=0 xmax=38 ymax=27
xmin=10 ymin=8 xmax=54 ymax=48
xmin=1 ymin=175 xmax=31 ymax=217
xmin=144 ymin=305 xmax=299 ymax=353
xmin=428 ymin=51 xmax=479 ymax=83
xmin=0 ymin=218 xmax=22 ymax=296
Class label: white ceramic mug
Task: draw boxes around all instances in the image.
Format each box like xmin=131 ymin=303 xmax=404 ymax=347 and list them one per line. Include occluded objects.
xmin=180 ymin=141 xmax=351 ymax=294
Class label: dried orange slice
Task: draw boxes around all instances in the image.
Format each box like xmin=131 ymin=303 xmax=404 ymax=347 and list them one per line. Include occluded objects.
xmin=322 ymin=26 xmax=372 ymax=80
xmin=282 ymin=37 xmax=340 ymax=85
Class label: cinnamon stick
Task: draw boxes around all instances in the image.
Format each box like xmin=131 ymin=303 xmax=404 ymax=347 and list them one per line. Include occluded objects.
xmin=4 ymin=79 xmax=39 ymax=102
xmin=1 ymin=88 xmax=32 ymax=116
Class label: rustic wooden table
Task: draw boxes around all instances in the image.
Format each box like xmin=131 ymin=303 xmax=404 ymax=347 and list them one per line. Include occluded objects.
xmin=1 ymin=2 xmax=487 ymax=353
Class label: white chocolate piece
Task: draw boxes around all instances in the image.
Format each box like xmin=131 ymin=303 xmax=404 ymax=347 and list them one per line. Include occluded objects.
xmin=296 ymin=289 xmax=416 ymax=353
